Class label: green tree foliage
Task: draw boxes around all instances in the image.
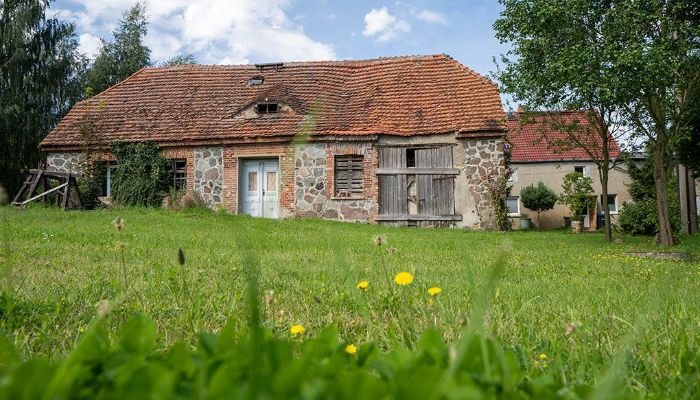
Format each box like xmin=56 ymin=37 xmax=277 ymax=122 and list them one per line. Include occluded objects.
xmin=677 ymin=65 xmax=700 ymax=177
xmin=495 ymin=0 xmax=700 ymax=245
xmin=86 ymin=2 xmax=150 ymax=94
xmin=161 ymin=53 xmax=197 ymax=67
xmin=619 ymin=153 xmax=681 ymax=236
xmin=0 ymin=0 xmax=86 ymax=195
xmin=110 ymin=142 xmax=171 ymax=207
xmin=559 ymin=172 xmax=595 ymax=222
xmin=494 ymin=1 xmax=627 ymax=242
xmin=520 ymin=181 xmax=557 ymax=227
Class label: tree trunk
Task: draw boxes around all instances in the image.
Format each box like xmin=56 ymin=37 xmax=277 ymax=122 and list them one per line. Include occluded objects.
xmin=600 ymin=165 xmax=612 ymax=242
xmin=653 ymin=141 xmax=674 ymax=245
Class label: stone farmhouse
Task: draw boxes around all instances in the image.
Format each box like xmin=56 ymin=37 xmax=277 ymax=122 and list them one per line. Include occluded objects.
xmin=505 ymin=110 xmax=629 ymax=230
xmin=40 ymin=55 xmax=507 ymax=228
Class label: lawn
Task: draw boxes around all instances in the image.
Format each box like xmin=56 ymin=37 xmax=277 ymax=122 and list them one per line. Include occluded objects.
xmin=1 ymin=206 xmax=699 ymax=398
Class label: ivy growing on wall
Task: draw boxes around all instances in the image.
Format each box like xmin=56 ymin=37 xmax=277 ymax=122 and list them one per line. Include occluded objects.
xmin=110 ymin=142 xmax=171 ymax=207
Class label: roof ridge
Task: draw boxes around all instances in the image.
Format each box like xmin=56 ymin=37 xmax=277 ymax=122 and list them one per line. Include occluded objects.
xmin=144 ymin=54 xmax=450 ymax=70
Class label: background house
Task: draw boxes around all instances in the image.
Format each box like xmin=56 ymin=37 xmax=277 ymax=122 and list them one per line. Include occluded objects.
xmin=505 ymin=111 xmax=632 ymax=230
xmin=40 ymin=55 xmax=507 ymax=229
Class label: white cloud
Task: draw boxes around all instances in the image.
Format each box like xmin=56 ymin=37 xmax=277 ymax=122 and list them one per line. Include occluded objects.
xmin=362 ymin=7 xmax=410 ymax=42
xmin=53 ymin=0 xmax=336 ymax=64
xmin=78 ymin=33 xmax=102 ymax=57
xmin=416 ymin=10 xmax=448 ymax=25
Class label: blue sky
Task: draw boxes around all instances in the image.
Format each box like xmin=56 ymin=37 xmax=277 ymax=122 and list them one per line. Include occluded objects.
xmin=50 ymin=0 xmax=513 ymax=105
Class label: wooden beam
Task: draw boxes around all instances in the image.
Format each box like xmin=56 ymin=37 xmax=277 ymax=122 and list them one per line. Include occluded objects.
xmin=376 ymin=214 xmax=463 ymax=221
xmin=13 ymin=183 xmax=68 ymax=205
xmin=375 ymin=168 xmax=460 ymax=175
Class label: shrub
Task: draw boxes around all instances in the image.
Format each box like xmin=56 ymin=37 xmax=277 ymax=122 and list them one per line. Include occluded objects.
xmin=78 ymin=161 xmax=106 ymax=210
xmin=559 ymin=172 xmax=595 ymax=222
xmin=110 ymin=142 xmax=171 ymax=207
xmin=618 ymin=198 xmax=681 ymax=236
xmin=520 ymin=181 xmax=557 ymax=227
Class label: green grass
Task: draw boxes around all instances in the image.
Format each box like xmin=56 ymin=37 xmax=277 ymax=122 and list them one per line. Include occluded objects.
xmin=1 ymin=206 xmax=699 ymax=398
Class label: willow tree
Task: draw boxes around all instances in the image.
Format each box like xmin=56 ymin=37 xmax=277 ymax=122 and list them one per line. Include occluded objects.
xmin=495 ymin=0 xmax=700 ymax=245
xmin=0 ymin=0 xmax=86 ymax=195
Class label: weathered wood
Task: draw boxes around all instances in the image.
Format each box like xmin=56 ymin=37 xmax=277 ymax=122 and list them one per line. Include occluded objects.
xmin=14 ymin=183 xmax=68 ymax=205
xmin=375 ymin=168 xmax=459 ymax=175
xmin=376 ymin=214 xmax=463 ymax=221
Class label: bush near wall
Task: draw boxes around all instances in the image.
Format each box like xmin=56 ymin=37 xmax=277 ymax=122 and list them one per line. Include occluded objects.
xmin=110 ymin=142 xmax=171 ymax=207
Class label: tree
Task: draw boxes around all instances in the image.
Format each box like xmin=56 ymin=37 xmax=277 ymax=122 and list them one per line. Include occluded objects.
xmin=559 ymin=172 xmax=595 ymax=223
xmin=0 ymin=0 xmax=86 ymax=195
xmin=494 ymin=1 xmax=630 ymax=243
xmin=520 ymin=181 xmax=557 ymax=228
xmin=677 ymin=64 xmax=700 ymax=177
xmin=161 ymin=54 xmax=197 ymax=67
xmin=609 ymin=1 xmax=700 ymax=245
xmin=495 ymin=0 xmax=700 ymax=245
xmin=87 ymin=2 xmax=150 ymax=94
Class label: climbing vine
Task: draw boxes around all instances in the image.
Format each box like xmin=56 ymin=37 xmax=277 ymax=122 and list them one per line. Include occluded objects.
xmin=110 ymin=142 xmax=171 ymax=207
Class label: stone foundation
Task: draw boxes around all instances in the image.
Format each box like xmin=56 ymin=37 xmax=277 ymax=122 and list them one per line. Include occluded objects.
xmin=193 ymin=147 xmax=224 ymax=207
xmin=46 ymin=152 xmax=84 ymax=175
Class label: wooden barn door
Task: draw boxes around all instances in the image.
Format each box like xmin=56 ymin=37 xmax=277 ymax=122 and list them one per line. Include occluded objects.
xmin=377 ymin=146 xmax=461 ymax=227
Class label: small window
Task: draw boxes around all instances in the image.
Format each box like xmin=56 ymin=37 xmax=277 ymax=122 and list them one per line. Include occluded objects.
xmin=574 ymin=166 xmax=587 ymax=176
xmin=602 ymin=194 xmax=618 ymax=213
xmin=406 ymin=148 xmax=416 ymax=168
xmin=266 ymin=171 xmax=277 ymax=192
xmin=334 ymin=155 xmax=364 ymax=197
xmin=506 ymin=196 xmax=520 ymax=216
xmin=248 ymin=75 xmax=264 ymax=86
xmin=248 ymin=171 xmax=258 ymax=192
xmin=171 ymin=159 xmax=187 ymax=190
xmin=255 ymin=102 xmax=279 ymax=114
xmin=508 ymin=168 xmax=518 ymax=183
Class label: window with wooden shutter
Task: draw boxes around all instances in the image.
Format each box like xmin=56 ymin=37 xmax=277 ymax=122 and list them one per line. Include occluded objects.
xmin=334 ymin=155 xmax=364 ymax=197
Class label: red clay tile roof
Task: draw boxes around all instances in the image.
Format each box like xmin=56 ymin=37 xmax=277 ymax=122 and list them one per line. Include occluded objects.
xmin=505 ymin=111 xmax=621 ymax=162
xmin=41 ymin=54 xmax=505 ymax=149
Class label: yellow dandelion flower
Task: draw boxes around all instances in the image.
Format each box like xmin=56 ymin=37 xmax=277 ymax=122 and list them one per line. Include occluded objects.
xmin=356 ymin=280 xmax=369 ymax=291
xmin=538 ymin=353 xmax=547 ymax=360
xmin=290 ymin=324 xmax=305 ymax=335
xmin=428 ymin=287 xmax=442 ymax=296
xmin=394 ymin=272 xmax=414 ymax=286
xmin=345 ymin=344 xmax=357 ymax=354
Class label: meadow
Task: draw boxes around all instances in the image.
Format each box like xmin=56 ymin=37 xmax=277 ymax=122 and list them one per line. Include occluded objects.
xmin=1 ymin=206 xmax=699 ymax=398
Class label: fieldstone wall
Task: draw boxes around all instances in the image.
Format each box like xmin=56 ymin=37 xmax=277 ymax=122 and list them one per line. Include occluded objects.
xmin=193 ymin=147 xmax=224 ymax=207
xmin=294 ymin=143 xmax=375 ymax=222
xmin=46 ymin=152 xmax=85 ymax=175
xmin=462 ymin=139 xmax=506 ymax=230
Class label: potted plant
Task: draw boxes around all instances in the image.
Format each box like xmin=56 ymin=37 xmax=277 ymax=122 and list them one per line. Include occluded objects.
xmin=559 ymin=172 xmax=595 ymax=233
xmin=520 ymin=214 xmax=532 ymax=230
xmin=520 ymin=181 xmax=557 ymax=229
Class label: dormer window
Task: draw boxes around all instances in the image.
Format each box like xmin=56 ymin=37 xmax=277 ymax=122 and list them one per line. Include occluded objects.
xmin=255 ymin=102 xmax=279 ymax=114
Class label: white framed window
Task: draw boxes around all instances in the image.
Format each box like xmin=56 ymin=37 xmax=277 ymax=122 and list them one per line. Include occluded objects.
xmin=574 ymin=165 xmax=588 ymax=177
xmin=508 ymin=168 xmax=518 ymax=183
xmin=602 ymin=194 xmax=618 ymax=214
xmin=105 ymin=164 xmax=118 ymax=197
xmin=506 ymin=196 xmax=520 ymax=216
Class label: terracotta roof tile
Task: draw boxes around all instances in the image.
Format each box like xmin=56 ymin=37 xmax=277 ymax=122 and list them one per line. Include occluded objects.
xmin=41 ymin=54 xmax=505 ymax=149
xmin=506 ymin=111 xmax=621 ymax=163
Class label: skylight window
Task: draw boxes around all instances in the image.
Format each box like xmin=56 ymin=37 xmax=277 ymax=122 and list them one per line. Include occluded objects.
xmin=248 ymin=75 xmax=264 ymax=86
xmin=255 ymin=102 xmax=279 ymax=114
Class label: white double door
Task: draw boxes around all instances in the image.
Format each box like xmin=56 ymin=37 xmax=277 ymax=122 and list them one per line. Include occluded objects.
xmin=241 ymin=159 xmax=279 ymax=218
